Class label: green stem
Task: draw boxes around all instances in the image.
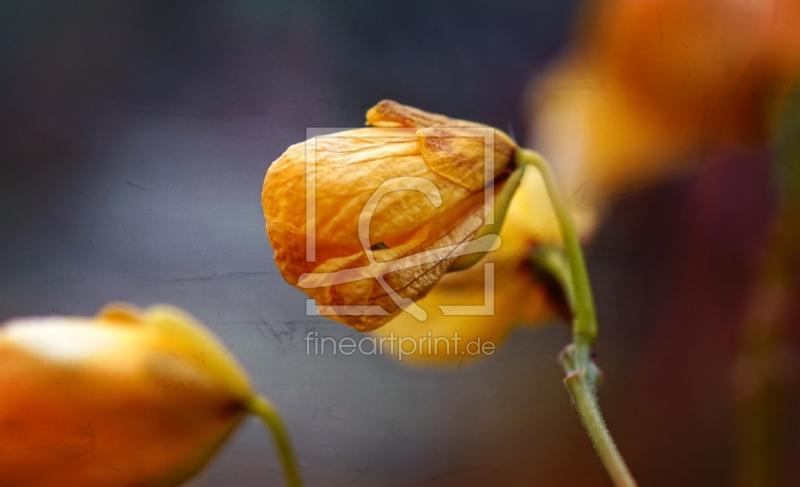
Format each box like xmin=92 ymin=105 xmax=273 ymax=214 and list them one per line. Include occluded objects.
xmin=517 ymin=148 xmax=637 ymax=487
xmin=530 ymin=245 xmax=575 ymax=311
xmin=248 ymin=395 xmax=304 ymax=487
xmin=565 ymin=367 xmax=638 ymax=487
xmin=518 ymin=149 xmax=597 ymax=351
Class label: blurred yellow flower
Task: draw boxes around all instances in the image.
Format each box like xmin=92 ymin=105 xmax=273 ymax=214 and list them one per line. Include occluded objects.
xmin=527 ymin=0 xmax=800 ymax=202
xmin=372 ymin=166 xmax=587 ymax=366
xmin=262 ymin=100 xmax=518 ymax=331
xmin=0 ymin=303 xmax=253 ymax=487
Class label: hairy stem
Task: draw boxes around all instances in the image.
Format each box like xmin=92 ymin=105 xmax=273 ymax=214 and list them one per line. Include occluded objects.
xmin=518 ymin=148 xmax=637 ymax=487
xmin=566 ymin=364 xmax=638 ymax=487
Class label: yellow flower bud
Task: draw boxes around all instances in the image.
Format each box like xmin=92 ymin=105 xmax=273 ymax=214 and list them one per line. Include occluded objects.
xmin=0 ymin=303 xmax=253 ymax=487
xmin=262 ymin=100 xmax=517 ymax=331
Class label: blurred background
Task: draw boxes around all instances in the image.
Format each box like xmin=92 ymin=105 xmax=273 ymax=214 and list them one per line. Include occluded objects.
xmin=1 ymin=1 xmax=798 ymax=486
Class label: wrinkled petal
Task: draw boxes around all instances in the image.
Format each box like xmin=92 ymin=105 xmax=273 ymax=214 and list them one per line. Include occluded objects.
xmin=263 ymin=100 xmax=517 ymax=330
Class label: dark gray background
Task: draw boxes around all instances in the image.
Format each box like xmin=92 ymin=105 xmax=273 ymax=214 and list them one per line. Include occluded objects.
xmin=1 ymin=1 xmax=788 ymax=486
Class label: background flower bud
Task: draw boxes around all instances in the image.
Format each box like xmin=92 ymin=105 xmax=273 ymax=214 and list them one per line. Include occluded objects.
xmin=0 ymin=303 xmax=254 ymax=487
xmin=262 ymin=101 xmax=517 ymax=331
xmin=372 ymin=164 xmax=588 ymax=366
xmin=526 ymin=0 xmax=800 ymax=203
